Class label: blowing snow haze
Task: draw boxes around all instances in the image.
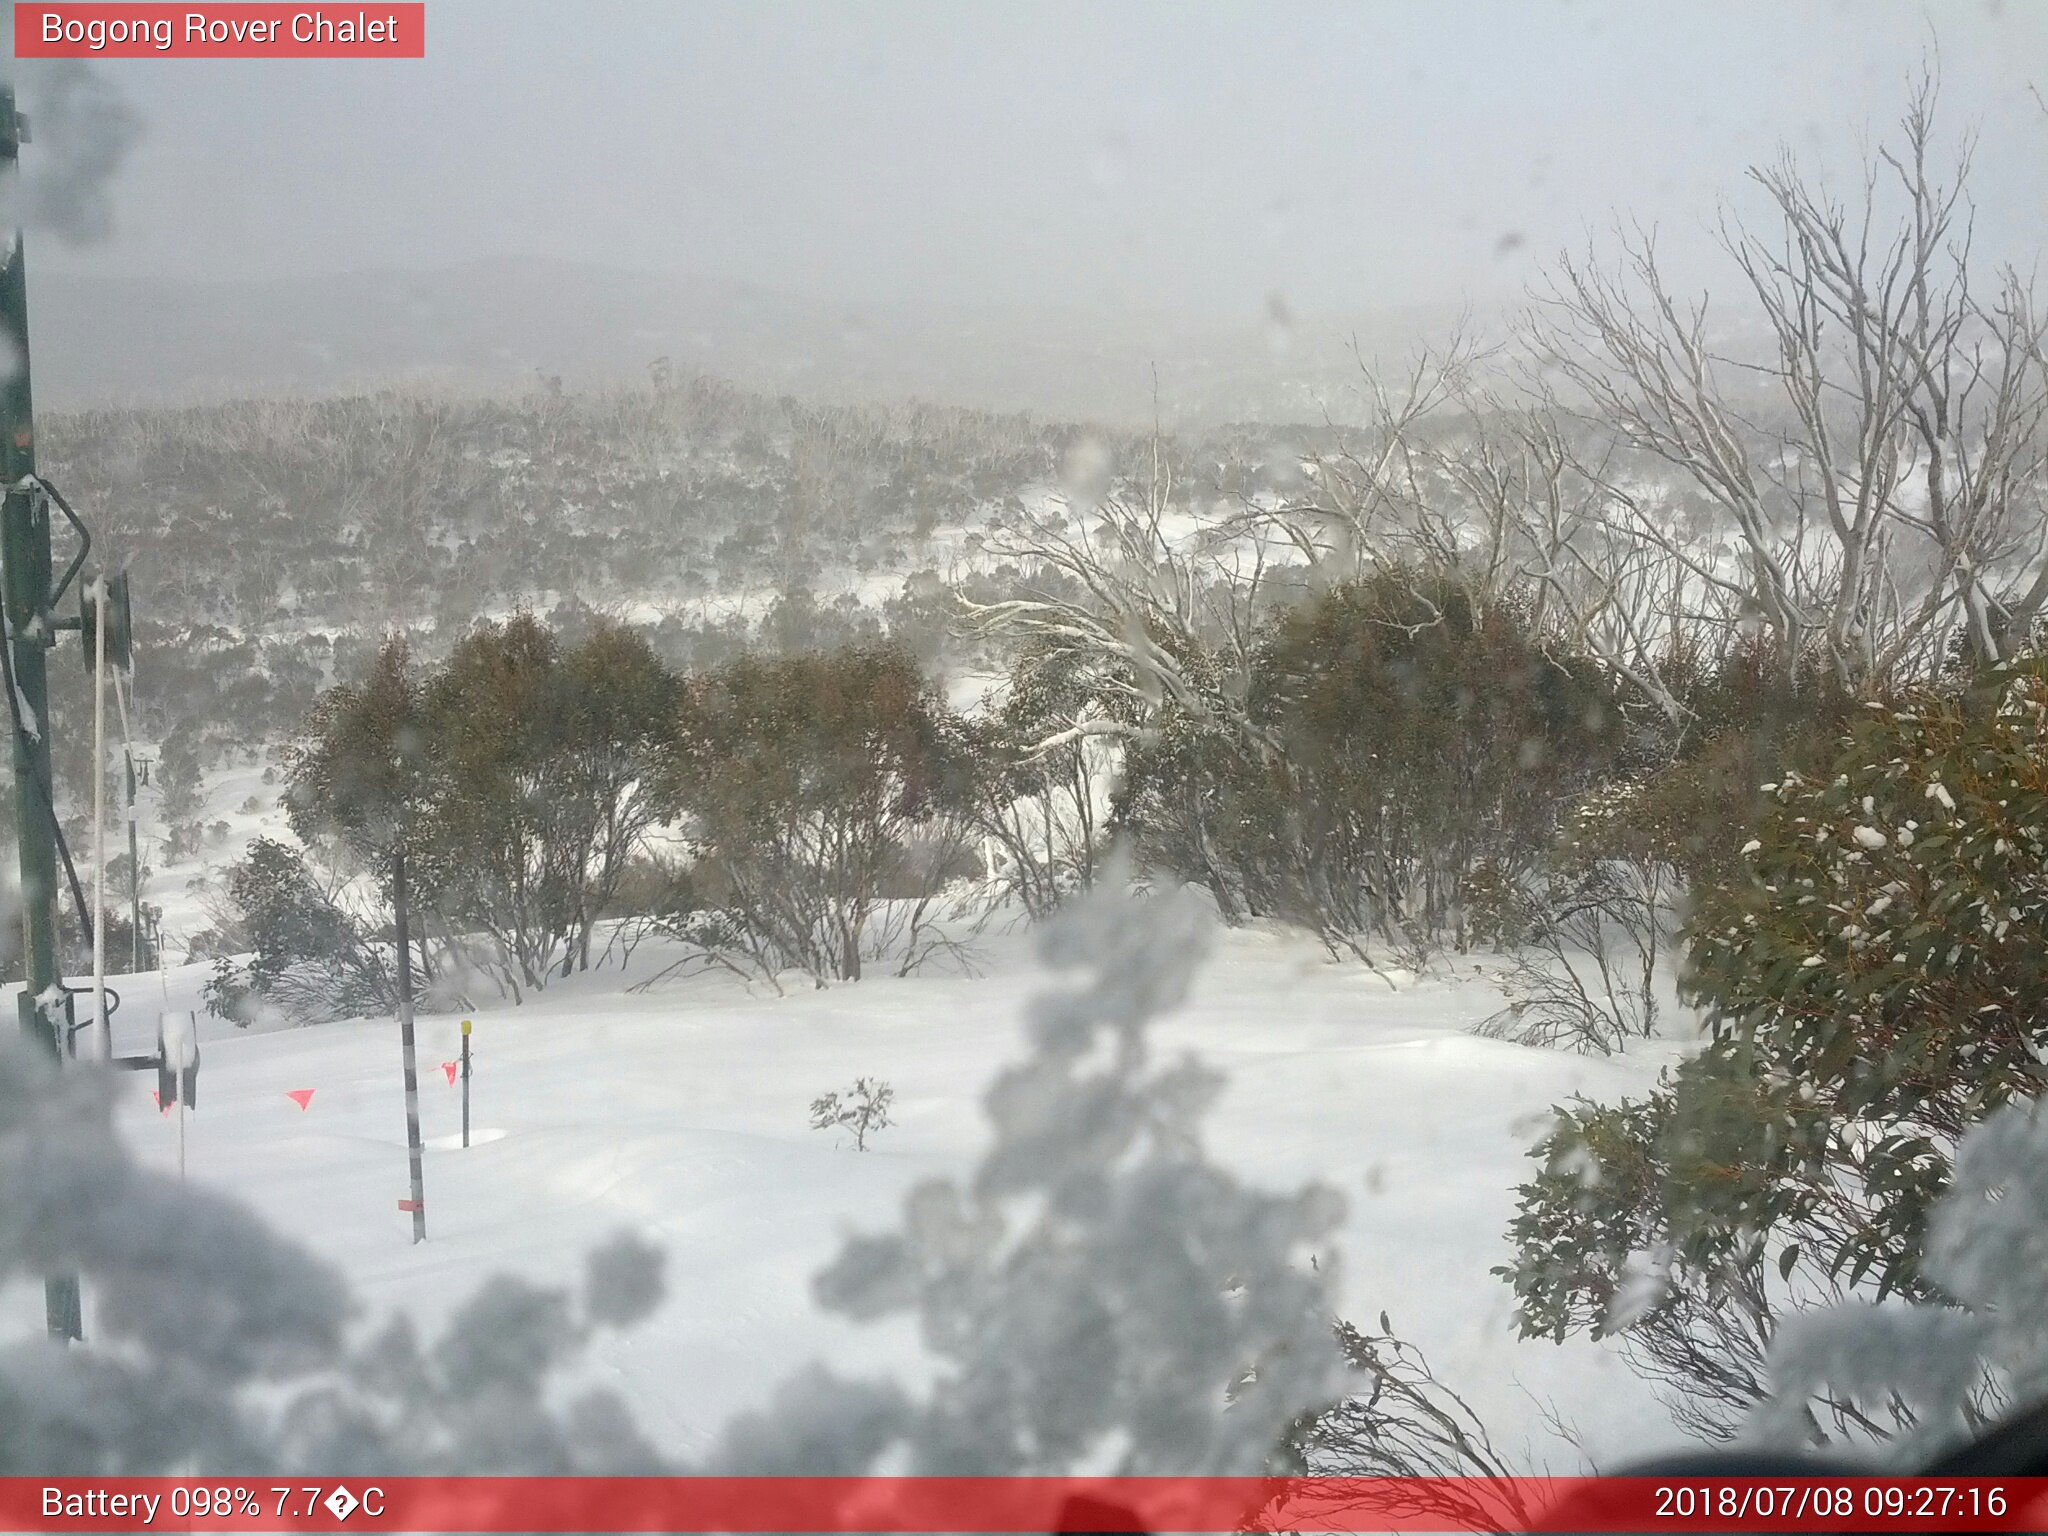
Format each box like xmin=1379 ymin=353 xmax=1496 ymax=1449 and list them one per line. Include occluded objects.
xmin=17 ymin=0 xmax=2048 ymax=423
xmin=14 ymin=0 xmax=2048 ymax=1499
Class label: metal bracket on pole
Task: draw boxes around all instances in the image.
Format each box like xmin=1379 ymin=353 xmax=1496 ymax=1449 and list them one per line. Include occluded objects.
xmin=0 ymin=85 xmax=129 ymax=1344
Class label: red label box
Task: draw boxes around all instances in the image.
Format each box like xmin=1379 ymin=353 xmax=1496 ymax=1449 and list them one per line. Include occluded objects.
xmin=15 ymin=4 xmax=425 ymax=57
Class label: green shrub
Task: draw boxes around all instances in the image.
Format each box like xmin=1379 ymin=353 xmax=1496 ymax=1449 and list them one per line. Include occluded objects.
xmin=1498 ymin=663 xmax=2048 ymax=1442
xmin=651 ymin=645 xmax=981 ymax=983
xmin=1119 ymin=570 xmax=1624 ymax=950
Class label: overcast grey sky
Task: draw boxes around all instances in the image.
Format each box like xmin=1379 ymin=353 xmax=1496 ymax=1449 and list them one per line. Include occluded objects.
xmin=27 ymin=0 xmax=2048 ymax=328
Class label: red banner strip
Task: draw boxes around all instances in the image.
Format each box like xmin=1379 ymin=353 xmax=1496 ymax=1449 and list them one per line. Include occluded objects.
xmin=15 ymin=5 xmax=425 ymax=58
xmin=5 ymin=1476 xmax=2048 ymax=1533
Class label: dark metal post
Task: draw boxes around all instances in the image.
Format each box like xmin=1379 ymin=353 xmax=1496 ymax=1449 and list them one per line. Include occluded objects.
xmin=460 ymin=1017 xmax=471 ymax=1149
xmin=125 ymin=747 xmax=140 ymax=971
xmin=392 ymin=847 xmax=427 ymax=1241
xmin=0 ymin=87 xmax=80 ymax=1341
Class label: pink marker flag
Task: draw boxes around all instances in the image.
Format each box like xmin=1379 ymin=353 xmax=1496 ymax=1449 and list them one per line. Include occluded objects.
xmin=286 ymin=1089 xmax=315 ymax=1110
xmin=442 ymin=1060 xmax=458 ymax=1085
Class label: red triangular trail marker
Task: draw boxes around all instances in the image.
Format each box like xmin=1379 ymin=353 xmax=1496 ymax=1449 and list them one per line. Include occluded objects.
xmin=286 ymin=1089 xmax=315 ymax=1110
xmin=151 ymin=1089 xmax=164 ymax=1113
xmin=441 ymin=1060 xmax=458 ymax=1085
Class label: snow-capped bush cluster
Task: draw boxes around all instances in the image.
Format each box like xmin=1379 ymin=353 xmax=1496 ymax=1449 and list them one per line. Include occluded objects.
xmin=1754 ymin=1093 xmax=2048 ymax=1456
xmin=1688 ymin=666 xmax=2048 ymax=1156
xmin=1501 ymin=664 xmax=2048 ymax=1445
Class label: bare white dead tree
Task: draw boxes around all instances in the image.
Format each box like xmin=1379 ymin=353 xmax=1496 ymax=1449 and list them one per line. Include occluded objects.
xmin=1431 ymin=390 xmax=1708 ymax=724
xmin=958 ymin=429 xmax=1278 ymax=763
xmin=1522 ymin=70 xmax=2048 ymax=694
xmin=1213 ymin=330 xmax=1487 ymax=587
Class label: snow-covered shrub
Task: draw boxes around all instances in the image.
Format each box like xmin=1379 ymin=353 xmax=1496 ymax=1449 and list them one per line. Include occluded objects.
xmin=1686 ymin=669 xmax=2048 ymax=1153
xmin=810 ymin=1078 xmax=895 ymax=1151
xmin=1499 ymin=667 xmax=2048 ymax=1441
xmin=1751 ymin=1095 xmax=2048 ymax=1454
xmin=1500 ymin=1058 xmax=1840 ymax=1441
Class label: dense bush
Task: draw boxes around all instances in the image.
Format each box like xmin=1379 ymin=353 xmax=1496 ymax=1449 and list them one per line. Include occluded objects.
xmin=202 ymin=837 xmax=394 ymax=1025
xmin=650 ymin=645 xmax=981 ymax=984
xmin=1498 ymin=663 xmax=2048 ymax=1442
xmin=1118 ymin=571 xmax=1624 ymax=952
xmin=1632 ymin=640 xmax=1864 ymax=892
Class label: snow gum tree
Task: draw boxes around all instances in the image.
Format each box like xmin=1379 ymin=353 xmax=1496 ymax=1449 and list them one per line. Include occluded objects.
xmin=649 ymin=644 xmax=981 ymax=984
xmin=276 ymin=618 xmax=678 ymax=1004
xmin=282 ymin=636 xmax=439 ymax=1009
xmin=1525 ymin=76 xmax=2048 ymax=694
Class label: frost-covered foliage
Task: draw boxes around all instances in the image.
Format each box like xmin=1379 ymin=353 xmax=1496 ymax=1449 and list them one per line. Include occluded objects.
xmin=809 ymin=1078 xmax=895 ymax=1151
xmin=1686 ymin=668 xmax=2048 ymax=1154
xmin=1752 ymin=1096 xmax=2048 ymax=1454
xmin=1501 ymin=668 xmax=2048 ymax=1442
xmin=0 ymin=1029 xmax=668 ymax=1474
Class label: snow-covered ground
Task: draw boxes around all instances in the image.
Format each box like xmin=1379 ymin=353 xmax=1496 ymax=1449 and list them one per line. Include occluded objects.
xmin=70 ymin=613 xmax=1710 ymax=1475
xmin=52 ymin=915 xmax=1699 ymax=1473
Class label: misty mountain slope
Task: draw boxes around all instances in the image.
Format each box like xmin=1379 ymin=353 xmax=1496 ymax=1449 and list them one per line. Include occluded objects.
xmin=29 ymin=259 xmax=1454 ymax=427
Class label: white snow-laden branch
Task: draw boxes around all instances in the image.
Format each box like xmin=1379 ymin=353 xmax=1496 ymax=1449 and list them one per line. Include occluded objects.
xmin=958 ymin=432 xmax=1296 ymax=768
xmin=1016 ymin=712 xmax=1146 ymax=760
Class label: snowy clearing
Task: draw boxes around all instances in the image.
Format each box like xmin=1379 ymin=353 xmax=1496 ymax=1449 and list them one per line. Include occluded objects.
xmin=46 ymin=918 xmax=1699 ymax=1472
